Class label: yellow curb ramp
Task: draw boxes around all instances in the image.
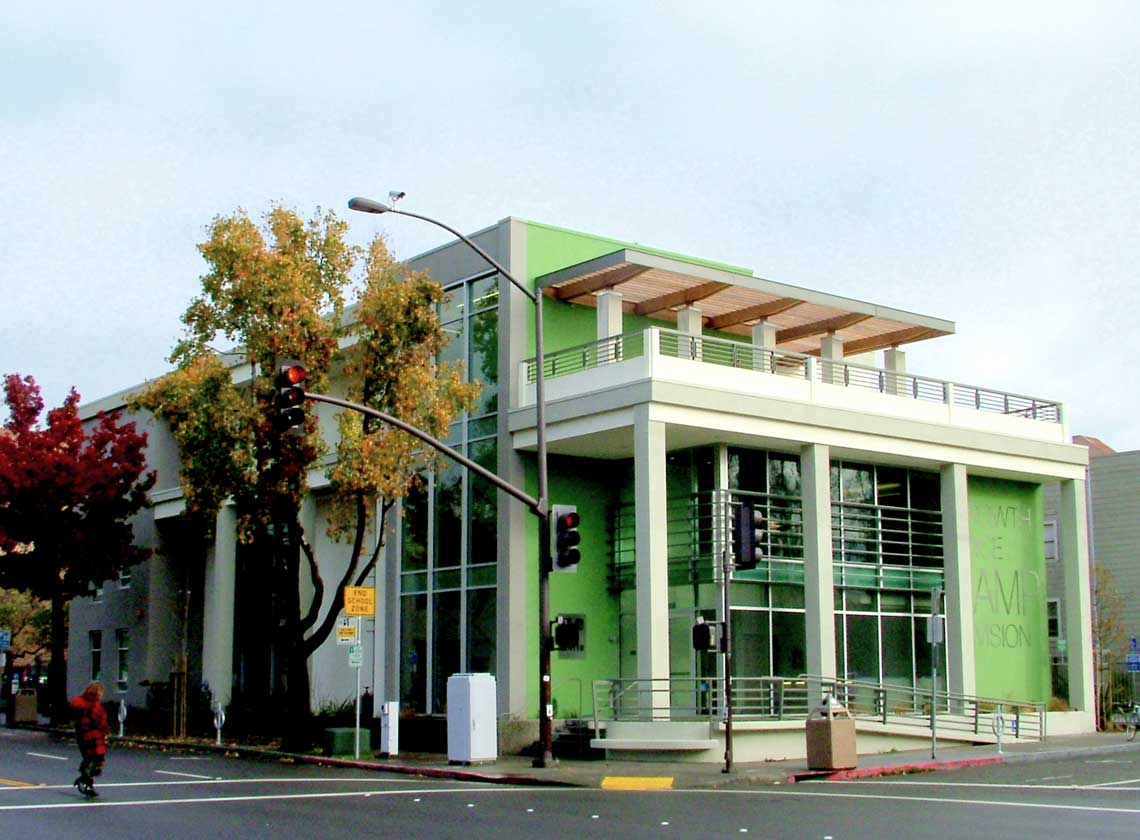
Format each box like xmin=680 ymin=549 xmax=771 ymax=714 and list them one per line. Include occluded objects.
xmin=600 ymin=775 xmax=674 ymax=791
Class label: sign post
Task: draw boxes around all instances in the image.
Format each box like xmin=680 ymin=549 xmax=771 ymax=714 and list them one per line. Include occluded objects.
xmin=343 ymin=588 xmax=375 ymax=760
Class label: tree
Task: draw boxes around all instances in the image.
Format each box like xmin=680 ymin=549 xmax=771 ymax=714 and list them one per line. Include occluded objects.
xmin=134 ymin=206 xmax=476 ymax=746
xmin=0 ymin=375 xmax=154 ymax=721
xmin=1093 ymin=565 xmax=1128 ymax=728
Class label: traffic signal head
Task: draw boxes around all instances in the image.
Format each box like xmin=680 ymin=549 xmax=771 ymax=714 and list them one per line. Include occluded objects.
xmin=733 ymin=500 xmax=765 ymax=571
xmin=552 ymin=615 xmax=583 ymax=651
xmin=692 ymin=618 xmax=722 ymax=652
xmin=551 ymin=504 xmax=581 ymax=572
xmin=274 ymin=359 xmax=308 ymax=430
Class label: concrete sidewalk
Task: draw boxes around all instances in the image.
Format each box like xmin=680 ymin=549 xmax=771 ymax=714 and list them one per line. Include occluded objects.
xmin=111 ymin=730 xmax=1138 ymax=790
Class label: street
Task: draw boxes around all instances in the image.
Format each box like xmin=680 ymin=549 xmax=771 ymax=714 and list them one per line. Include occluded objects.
xmin=1 ymin=729 xmax=1138 ymax=839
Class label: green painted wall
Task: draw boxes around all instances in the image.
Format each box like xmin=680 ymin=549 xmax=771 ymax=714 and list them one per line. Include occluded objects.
xmin=969 ymin=477 xmax=1049 ymax=703
xmin=523 ymin=454 xmax=622 ymax=718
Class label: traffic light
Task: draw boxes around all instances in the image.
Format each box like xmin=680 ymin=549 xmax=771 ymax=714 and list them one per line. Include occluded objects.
xmin=692 ymin=618 xmax=723 ymax=652
xmin=551 ymin=504 xmax=581 ymax=571
xmin=275 ymin=359 xmax=308 ymax=430
xmin=552 ymin=615 xmax=583 ymax=651
xmin=733 ymin=499 xmax=765 ymax=571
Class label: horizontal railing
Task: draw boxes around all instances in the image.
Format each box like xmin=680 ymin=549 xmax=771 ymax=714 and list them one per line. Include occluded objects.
xmin=521 ymin=327 xmax=1061 ymax=424
xmin=592 ymin=675 xmax=1045 ymax=742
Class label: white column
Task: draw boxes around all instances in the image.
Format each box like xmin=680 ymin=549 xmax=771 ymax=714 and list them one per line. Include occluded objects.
xmin=1060 ymin=479 xmax=1095 ymax=712
xmin=941 ymin=463 xmax=975 ymax=698
xmin=634 ymin=404 xmax=670 ymax=716
xmin=677 ymin=306 xmax=703 ymax=361
xmin=596 ymin=290 xmax=624 ymax=363
xmin=884 ymin=347 xmax=907 ymax=397
xmin=801 ymin=443 xmax=836 ymax=681
xmin=202 ymin=504 xmax=237 ymax=708
xmin=820 ymin=333 xmax=844 ymax=385
xmin=751 ymin=319 xmax=777 ymax=372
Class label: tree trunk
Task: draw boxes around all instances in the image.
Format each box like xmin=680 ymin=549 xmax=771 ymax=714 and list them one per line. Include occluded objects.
xmin=280 ymin=643 xmax=313 ymax=752
xmin=48 ymin=586 xmax=68 ymax=725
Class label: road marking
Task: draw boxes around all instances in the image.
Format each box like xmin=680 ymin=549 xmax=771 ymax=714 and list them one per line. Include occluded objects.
xmin=1088 ymin=777 xmax=1140 ymax=788
xmin=9 ymin=776 xmax=450 ymax=793
xmin=26 ymin=752 xmax=67 ymax=762
xmin=0 ymin=779 xmax=41 ymax=788
xmin=601 ymin=776 xmax=674 ymax=790
xmin=698 ymin=787 xmax=1140 ymax=816
xmin=0 ymin=785 xmax=523 ymax=811
xmin=828 ymin=779 xmax=1134 ymax=792
xmin=154 ymin=770 xmax=216 ymax=780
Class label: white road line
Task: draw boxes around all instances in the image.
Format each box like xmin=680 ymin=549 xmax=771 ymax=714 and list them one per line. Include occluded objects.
xmin=1088 ymin=777 xmax=1140 ymax=788
xmin=0 ymin=786 xmax=520 ymax=811
xmin=820 ymin=779 xmax=1138 ymax=792
xmin=698 ymin=787 xmax=1140 ymax=816
xmin=154 ymin=771 xmax=216 ymax=780
xmin=26 ymin=753 xmax=68 ymax=762
xmin=5 ymin=777 xmax=469 ymax=793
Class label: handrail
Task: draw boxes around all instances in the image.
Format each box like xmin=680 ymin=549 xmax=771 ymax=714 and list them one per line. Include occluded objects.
xmin=521 ymin=327 xmax=1062 ymax=424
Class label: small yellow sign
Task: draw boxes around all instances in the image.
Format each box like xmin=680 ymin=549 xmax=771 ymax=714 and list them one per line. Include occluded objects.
xmin=344 ymin=586 xmax=376 ymax=617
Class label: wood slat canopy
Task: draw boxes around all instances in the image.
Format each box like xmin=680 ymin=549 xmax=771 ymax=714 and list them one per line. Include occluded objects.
xmin=536 ymin=248 xmax=954 ymax=358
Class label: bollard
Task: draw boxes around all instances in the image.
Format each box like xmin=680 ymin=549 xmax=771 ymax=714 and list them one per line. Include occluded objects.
xmin=991 ymin=705 xmax=1005 ymax=755
xmin=213 ymin=702 xmax=225 ymax=746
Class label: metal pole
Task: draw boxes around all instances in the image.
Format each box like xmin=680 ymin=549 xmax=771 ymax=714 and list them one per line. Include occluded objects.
xmin=347 ymin=197 xmax=556 ymax=764
xmin=931 ymin=587 xmax=942 ymax=759
xmin=721 ymin=498 xmax=734 ymax=773
xmin=354 ymin=637 xmax=362 ymax=760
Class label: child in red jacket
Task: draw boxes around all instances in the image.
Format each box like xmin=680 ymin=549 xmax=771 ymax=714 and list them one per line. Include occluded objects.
xmin=70 ymin=681 xmax=111 ymax=797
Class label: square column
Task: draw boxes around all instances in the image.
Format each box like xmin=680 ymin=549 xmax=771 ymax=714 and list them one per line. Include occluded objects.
xmin=801 ymin=443 xmax=836 ymax=681
xmin=820 ymin=334 xmax=844 ymax=385
xmin=751 ymin=320 xmax=776 ymax=372
xmin=202 ymin=504 xmax=237 ymax=708
xmin=884 ymin=347 xmax=907 ymax=397
xmin=597 ymin=290 xmax=624 ymax=364
xmin=1060 ymin=479 xmax=1095 ymax=712
xmin=940 ymin=463 xmax=976 ymax=698
xmin=677 ymin=306 xmax=703 ymax=361
xmin=634 ymin=404 xmax=670 ymax=716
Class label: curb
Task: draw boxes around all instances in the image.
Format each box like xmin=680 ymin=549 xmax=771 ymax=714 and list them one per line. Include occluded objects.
xmin=787 ymin=755 xmax=1004 ymax=783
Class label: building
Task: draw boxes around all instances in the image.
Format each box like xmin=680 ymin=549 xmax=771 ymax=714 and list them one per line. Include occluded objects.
xmin=69 ymin=217 xmax=1096 ymax=759
xmin=1044 ymin=438 xmax=1140 ymax=709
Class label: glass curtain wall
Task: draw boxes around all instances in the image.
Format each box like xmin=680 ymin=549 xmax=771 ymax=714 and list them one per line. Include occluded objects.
xmin=728 ymin=448 xmax=807 ymax=679
xmin=830 ymin=461 xmax=947 ymax=693
xmin=399 ymin=272 xmax=500 ymax=713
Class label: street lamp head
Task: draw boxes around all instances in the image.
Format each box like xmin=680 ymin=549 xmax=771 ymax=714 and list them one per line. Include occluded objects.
xmin=348 ymin=196 xmax=390 ymax=215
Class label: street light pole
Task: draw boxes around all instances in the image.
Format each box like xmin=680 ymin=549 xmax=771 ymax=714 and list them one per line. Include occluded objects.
xmin=348 ymin=197 xmax=556 ymax=767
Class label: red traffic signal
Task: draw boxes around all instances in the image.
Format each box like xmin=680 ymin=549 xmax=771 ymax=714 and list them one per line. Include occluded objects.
xmin=551 ymin=504 xmax=581 ymax=571
xmin=274 ymin=359 xmax=308 ymax=430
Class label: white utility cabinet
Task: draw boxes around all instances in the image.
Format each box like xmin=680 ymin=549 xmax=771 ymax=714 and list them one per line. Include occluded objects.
xmin=446 ymin=673 xmax=497 ymax=763
xmin=378 ymin=700 xmax=399 ymax=757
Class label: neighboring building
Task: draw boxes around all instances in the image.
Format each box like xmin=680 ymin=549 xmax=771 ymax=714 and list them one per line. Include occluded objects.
xmin=1044 ymin=439 xmax=1140 ymax=699
xmin=69 ymin=218 xmax=1096 ymax=759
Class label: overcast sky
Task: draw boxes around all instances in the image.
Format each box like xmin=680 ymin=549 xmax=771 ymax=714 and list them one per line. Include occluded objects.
xmin=4 ymin=2 xmax=1138 ymax=451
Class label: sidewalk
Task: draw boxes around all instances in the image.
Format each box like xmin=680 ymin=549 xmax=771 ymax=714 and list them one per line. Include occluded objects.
xmin=110 ymin=729 xmax=1138 ymax=790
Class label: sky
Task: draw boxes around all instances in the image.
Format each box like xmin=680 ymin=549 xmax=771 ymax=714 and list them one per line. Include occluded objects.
xmin=4 ymin=2 xmax=1139 ymax=451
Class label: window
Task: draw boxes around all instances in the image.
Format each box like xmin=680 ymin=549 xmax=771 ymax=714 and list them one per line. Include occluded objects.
xmin=90 ymin=581 xmax=103 ymax=603
xmin=1047 ymin=599 xmax=1062 ymax=640
xmin=115 ymin=629 xmax=129 ymax=691
xmin=1043 ymin=520 xmax=1058 ymax=564
xmin=89 ymin=631 xmax=102 ymax=682
xmin=118 ymin=567 xmax=132 ymax=589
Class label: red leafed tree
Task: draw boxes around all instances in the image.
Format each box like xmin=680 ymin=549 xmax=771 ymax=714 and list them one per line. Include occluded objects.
xmin=0 ymin=374 xmax=155 ymax=721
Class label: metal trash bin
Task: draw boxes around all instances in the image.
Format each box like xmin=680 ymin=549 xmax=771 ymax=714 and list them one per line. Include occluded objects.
xmin=13 ymin=688 xmax=38 ymax=724
xmin=805 ymin=694 xmax=857 ymax=770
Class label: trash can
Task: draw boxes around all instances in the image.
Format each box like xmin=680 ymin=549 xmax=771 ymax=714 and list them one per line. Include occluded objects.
xmin=805 ymin=694 xmax=857 ymax=770
xmin=13 ymin=688 xmax=38 ymax=724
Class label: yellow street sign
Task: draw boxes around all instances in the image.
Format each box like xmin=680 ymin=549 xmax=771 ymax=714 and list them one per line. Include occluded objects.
xmin=344 ymin=586 xmax=376 ymax=617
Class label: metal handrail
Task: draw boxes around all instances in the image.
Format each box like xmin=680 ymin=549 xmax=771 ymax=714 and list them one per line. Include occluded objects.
xmin=592 ymin=674 xmax=1047 ymax=742
xmin=521 ymin=327 xmax=1061 ymax=424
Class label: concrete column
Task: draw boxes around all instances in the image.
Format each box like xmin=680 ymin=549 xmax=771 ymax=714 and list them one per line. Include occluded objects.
xmin=596 ymin=290 xmax=624 ymax=363
xmin=634 ymin=404 xmax=670 ymax=717
xmin=801 ymin=443 xmax=836 ymax=682
xmin=751 ymin=319 xmax=777 ymax=372
xmin=202 ymin=504 xmax=237 ymax=708
xmin=677 ymin=306 xmax=703 ymax=361
xmin=884 ymin=347 xmax=907 ymax=397
xmin=941 ymin=463 xmax=976 ymax=698
xmin=1060 ymin=479 xmax=1095 ymax=712
xmin=820 ymin=333 xmax=844 ymax=385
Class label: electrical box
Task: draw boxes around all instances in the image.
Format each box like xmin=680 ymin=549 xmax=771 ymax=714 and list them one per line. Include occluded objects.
xmin=446 ymin=673 xmax=497 ymax=764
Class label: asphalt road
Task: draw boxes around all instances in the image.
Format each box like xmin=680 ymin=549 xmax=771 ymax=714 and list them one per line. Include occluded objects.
xmin=2 ymin=729 xmax=1138 ymax=840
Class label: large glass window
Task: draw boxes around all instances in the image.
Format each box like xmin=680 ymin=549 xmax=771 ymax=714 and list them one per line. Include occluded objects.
xmin=398 ymin=271 xmax=500 ymax=713
xmin=89 ymin=631 xmax=102 ymax=682
xmin=115 ymin=629 xmax=129 ymax=692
